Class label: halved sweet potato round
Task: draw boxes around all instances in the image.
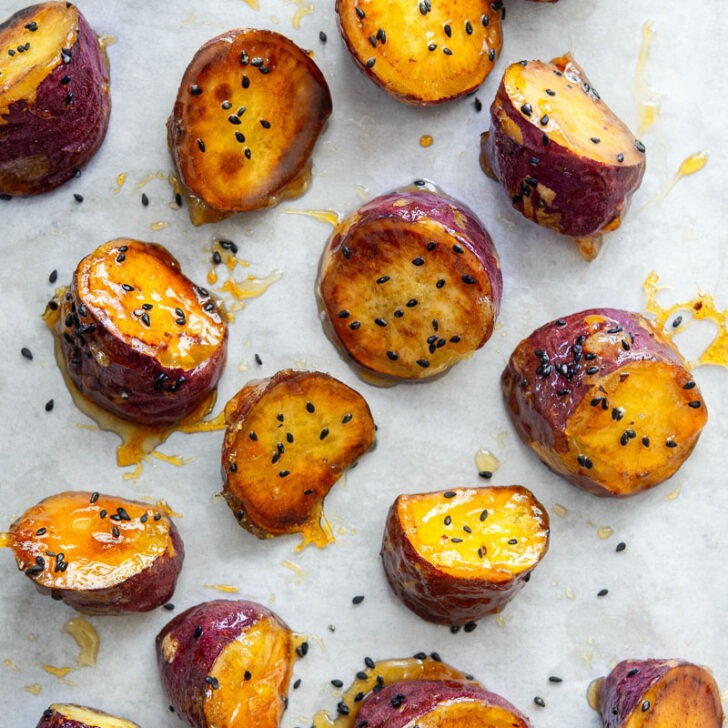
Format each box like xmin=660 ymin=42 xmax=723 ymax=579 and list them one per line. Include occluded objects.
xmin=9 ymin=490 xmax=184 ymax=614
xmin=169 ymin=28 xmax=332 ymax=224
xmin=36 ymin=704 xmax=141 ymax=728
xmin=0 ymin=1 xmax=111 ymax=196
xmin=318 ymin=184 xmax=502 ymax=383
xmin=502 ymin=309 xmax=707 ymax=496
xmin=355 ymin=679 xmax=532 ymax=728
xmin=53 ymin=238 xmax=227 ymax=427
xmin=381 ymin=486 xmax=549 ymax=624
xmin=222 ymin=370 xmax=376 ymax=547
xmin=336 ymin=0 xmax=502 ymax=105
xmin=157 ymin=600 xmax=297 ymax=728
xmin=596 ymin=659 xmax=723 ymax=728
xmin=481 ymin=55 xmax=645 ymax=260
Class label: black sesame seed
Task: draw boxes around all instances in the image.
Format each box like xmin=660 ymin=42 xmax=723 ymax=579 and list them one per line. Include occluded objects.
xmin=320 ymin=428 xmax=329 ymax=440
xmin=21 ymin=347 xmax=33 ymax=360
xmin=319 ymin=31 xmax=327 ymax=42
xmin=374 ymin=318 xmax=387 ymax=327
xmin=443 ymin=490 xmax=457 ymax=498
xmin=463 ymin=621 xmax=477 ymax=632
xmin=540 ymin=114 xmax=549 ymax=126
xmin=641 ymin=701 xmax=650 ymax=712
xmin=112 ymin=526 xmax=120 ymax=538
xmin=597 ymin=588 xmax=608 ymax=597
xmin=534 ymin=697 xmax=546 ymax=707
xmin=590 ymin=137 xmax=601 ymax=144
xmin=337 ymin=702 xmax=350 ymax=716
xmin=444 ymin=515 xmax=452 ymax=526
xmin=462 ymin=275 xmax=477 ymax=284
xmin=688 ymin=400 xmax=702 ymax=408
xmin=352 ymin=595 xmax=365 ymax=604
xmin=350 ymin=321 xmax=361 ymax=330
xmin=242 ymin=74 xmax=250 ymax=89
xmin=616 ymin=542 xmax=626 ymax=553
xmin=666 ymin=439 xmax=678 ymax=448
xmin=260 ymin=119 xmax=271 ymax=129
xmin=376 ymin=275 xmax=390 ymax=284
xmin=190 ymin=84 xmax=203 ymax=95
xmin=406 ymin=298 xmax=418 ymax=307
xmin=548 ymin=676 xmax=563 ymax=683
xmin=386 ymin=351 xmax=398 ymax=361
xmin=366 ymin=57 xmax=376 ymax=68
xmin=634 ymin=139 xmax=646 ymax=153
xmin=617 ymin=153 xmax=625 ymax=163
xmin=520 ymin=103 xmax=532 ymax=117
xmin=355 ymin=5 xmax=365 ymax=17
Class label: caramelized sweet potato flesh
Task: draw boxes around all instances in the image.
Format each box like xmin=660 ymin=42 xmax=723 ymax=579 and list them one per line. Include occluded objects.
xmin=398 ymin=487 xmax=549 ymax=580
xmin=0 ymin=3 xmax=77 ymax=117
xmin=170 ymin=28 xmax=332 ymax=222
xmin=10 ymin=491 xmax=178 ymax=592
xmin=38 ymin=704 xmax=141 ymax=728
xmin=222 ymin=370 xmax=375 ymax=545
xmin=319 ymin=188 xmax=501 ymax=382
xmin=336 ymin=0 xmax=502 ymax=104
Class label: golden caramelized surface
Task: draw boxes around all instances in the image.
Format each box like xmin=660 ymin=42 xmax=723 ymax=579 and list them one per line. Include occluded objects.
xmin=203 ymin=616 xmax=295 ymax=728
xmin=76 ymin=239 xmax=226 ymax=370
xmin=321 ymin=221 xmax=493 ymax=380
xmin=224 ymin=371 xmax=375 ymax=546
xmin=337 ymin=0 xmax=502 ymax=104
xmin=404 ymin=701 xmax=524 ymax=727
xmin=0 ymin=2 xmax=78 ymax=118
xmin=10 ymin=491 xmax=175 ymax=591
xmin=171 ymin=29 xmax=331 ymax=218
xmin=47 ymin=704 xmax=141 ymax=728
xmin=624 ymin=666 xmax=723 ymax=728
xmin=397 ymin=487 xmax=549 ymax=581
xmin=504 ymin=58 xmax=643 ymax=166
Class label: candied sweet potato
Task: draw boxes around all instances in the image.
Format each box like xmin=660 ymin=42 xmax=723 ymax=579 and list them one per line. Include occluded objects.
xmin=169 ymin=28 xmax=332 ymax=224
xmin=222 ymin=369 xmax=376 ymax=547
xmin=336 ymin=0 xmax=502 ymax=105
xmin=0 ymin=2 xmax=111 ymax=196
xmin=53 ymin=239 xmax=227 ymax=427
xmin=9 ymin=490 xmax=184 ymax=614
xmin=157 ymin=599 xmax=297 ymax=728
xmin=318 ymin=184 xmax=502 ymax=383
xmin=36 ymin=704 xmax=141 ymax=728
xmin=481 ymin=55 xmax=645 ymax=260
xmin=356 ymin=679 xmax=532 ymax=728
xmin=502 ymin=309 xmax=707 ymax=497
xmin=381 ymin=486 xmax=549 ymax=624
xmin=595 ymin=658 xmax=723 ymax=727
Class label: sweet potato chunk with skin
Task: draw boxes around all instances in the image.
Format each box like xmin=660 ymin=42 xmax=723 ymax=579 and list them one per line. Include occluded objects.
xmin=596 ymin=659 xmax=723 ymax=728
xmin=481 ymin=56 xmax=645 ymax=260
xmin=157 ymin=600 xmax=297 ymax=728
xmin=381 ymin=486 xmax=549 ymax=624
xmin=54 ymin=238 xmax=227 ymax=427
xmin=9 ymin=490 xmax=184 ymax=615
xmin=502 ymin=309 xmax=707 ymax=497
xmin=0 ymin=2 xmax=111 ymax=196
xmin=336 ymin=0 xmax=502 ymax=105
xmin=318 ymin=184 xmax=502 ymax=383
xmin=355 ymin=679 xmax=532 ymax=728
xmin=169 ymin=28 xmax=332 ymax=224
xmin=36 ymin=704 xmax=141 ymax=728
xmin=222 ymin=370 xmax=376 ymax=547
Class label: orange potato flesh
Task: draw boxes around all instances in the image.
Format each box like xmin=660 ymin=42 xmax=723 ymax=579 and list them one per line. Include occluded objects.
xmin=398 ymin=487 xmax=548 ymax=582
xmin=9 ymin=491 xmax=177 ymax=591
xmin=408 ymin=700 xmax=526 ymax=727
xmin=40 ymin=704 xmax=141 ymax=728
xmin=336 ymin=0 xmax=502 ymax=105
xmin=222 ymin=370 xmax=375 ymax=546
xmin=203 ymin=616 xmax=296 ymax=728
xmin=169 ymin=28 xmax=332 ymax=223
xmin=75 ymin=239 xmax=226 ymax=371
xmin=503 ymin=58 xmax=643 ymax=167
xmin=0 ymin=2 xmax=77 ymax=117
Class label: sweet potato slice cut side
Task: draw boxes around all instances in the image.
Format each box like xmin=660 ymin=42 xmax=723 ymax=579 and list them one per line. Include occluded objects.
xmin=319 ymin=187 xmax=502 ymax=382
xmin=336 ymin=0 xmax=502 ymax=104
xmin=169 ymin=28 xmax=332 ymax=223
xmin=37 ymin=704 xmax=141 ymax=728
xmin=222 ymin=370 xmax=375 ymax=547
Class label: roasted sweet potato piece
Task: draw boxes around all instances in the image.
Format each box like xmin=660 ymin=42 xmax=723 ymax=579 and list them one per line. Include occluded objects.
xmin=0 ymin=2 xmax=111 ymax=196
xmin=9 ymin=490 xmax=184 ymax=615
xmin=502 ymin=309 xmax=707 ymax=497
xmin=336 ymin=0 xmax=502 ymax=105
xmin=222 ymin=369 xmax=376 ymax=547
xmin=595 ymin=659 xmax=723 ymax=727
xmin=169 ymin=28 xmax=332 ymax=224
xmin=318 ymin=184 xmax=502 ymax=383
xmin=481 ymin=55 xmax=645 ymax=260
xmin=381 ymin=486 xmax=549 ymax=624
xmin=355 ymin=679 xmax=533 ymax=728
xmin=157 ymin=600 xmax=297 ymax=728
xmin=52 ymin=238 xmax=227 ymax=427
xmin=36 ymin=704 xmax=141 ymax=728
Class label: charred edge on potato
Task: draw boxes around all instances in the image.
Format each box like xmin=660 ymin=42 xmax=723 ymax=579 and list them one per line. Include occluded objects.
xmin=335 ymin=0 xmax=503 ymax=105
xmin=36 ymin=703 xmax=142 ymax=728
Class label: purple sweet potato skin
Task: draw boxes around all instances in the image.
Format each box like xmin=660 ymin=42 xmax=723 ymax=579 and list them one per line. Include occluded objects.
xmin=501 ymin=308 xmax=701 ymax=496
xmin=35 ymin=705 xmax=140 ymax=728
xmin=597 ymin=658 xmax=724 ymax=728
xmin=482 ymin=65 xmax=644 ymax=238
xmin=156 ymin=600 xmax=289 ymax=728
xmin=334 ymin=187 xmax=504 ymax=329
xmin=356 ymin=679 xmax=532 ymax=728
xmin=31 ymin=521 xmax=184 ymax=615
xmin=0 ymin=3 xmax=111 ymax=196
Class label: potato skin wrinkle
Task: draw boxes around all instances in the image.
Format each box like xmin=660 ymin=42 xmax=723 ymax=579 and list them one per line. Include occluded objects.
xmin=502 ymin=308 xmax=707 ymax=496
